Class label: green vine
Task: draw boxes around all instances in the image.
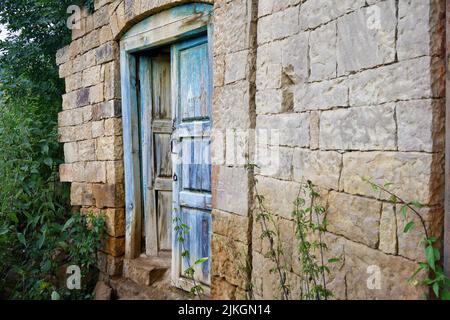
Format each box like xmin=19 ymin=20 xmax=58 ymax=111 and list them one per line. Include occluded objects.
xmin=248 ymin=162 xmax=337 ymax=300
xmin=293 ymin=181 xmax=335 ymax=300
xmin=365 ymin=178 xmax=450 ymax=300
xmin=173 ymin=216 xmax=208 ymax=299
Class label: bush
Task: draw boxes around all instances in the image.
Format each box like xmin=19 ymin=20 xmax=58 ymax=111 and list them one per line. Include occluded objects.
xmin=0 ymin=0 xmax=103 ymax=299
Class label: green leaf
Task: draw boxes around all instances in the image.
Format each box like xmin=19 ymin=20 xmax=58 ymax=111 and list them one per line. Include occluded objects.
xmin=432 ymin=282 xmax=440 ymax=298
xmin=410 ymin=200 xmax=423 ymax=209
xmin=403 ymin=221 xmax=415 ymax=233
xmin=0 ymin=227 xmax=9 ymax=236
xmin=8 ymin=212 xmax=19 ymax=224
xmin=328 ymin=258 xmax=340 ymax=264
xmin=62 ymin=217 xmax=74 ymax=232
xmin=426 ymin=246 xmax=436 ymax=271
xmin=37 ymin=233 xmax=45 ymax=249
xmin=194 ymin=257 xmax=209 ymax=265
xmin=441 ymin=290 xmax=450 ymax=300
xmin=17 ymin=233 xmax=26 ymax=246
xmin=401 ymin=205 xmax=408 ymax=219
xmin=44 ymin=157 xmax=53 ymax=167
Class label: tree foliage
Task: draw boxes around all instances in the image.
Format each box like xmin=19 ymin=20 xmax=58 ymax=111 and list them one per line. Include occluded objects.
xmin=0 ymin=0 xmax=104 ymax=299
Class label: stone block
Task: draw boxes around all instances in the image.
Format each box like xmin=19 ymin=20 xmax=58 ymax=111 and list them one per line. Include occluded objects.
xmin=337 ymin=0 xmax=396 ymax=75
xmin=397 ymin=205 xmax=444 ymax=261
xmin=349 ymin=56 xmax=444 ymax=106
xmin=93 ymin=100 xmax=121 ymax=120
xmin=212 ymin=166 xmax=249 ymax=216
xmin=96 ymin=42 xmax=117 ymax=64
xmin=103 ymin=235 xmax=125 ymax=257
xmin=256 ymin=113 xmax=310 ymax=147
xmin=103 ymin=61 xmax=121 ymax=100
xmin=397 ymin=0 xmax=445 ymax=60
xmin=105 ymin=208 xmax=125 ymax=237
xmin=90 ymin=83 xmax=104 ymax=104
xmin=300 ymin=0 xmax=365 ymax=30
xmin=70 ymin=182 xmax=94 ymax=206
xmin=92 ymin=183 xmax=124 ymax=208
xmin=84 ymin=161 xmax=107 ymax=183
xmin=212 ymin=81 xmax=251 ymax=129
xmin=253 ymin=175 xmax=300 ymax=219
xmin=83 ymin=29 xmax=100 ymax=52
xmin=257 ymin=6 xmax=299 ymax=44
xmin=94 ymin=5 xmax=110 ymax=29
xmin=96 ymin=135 xmax=123 ymax=160
xmin=104 ymin=118 xmax=122 ymax=136
xmin=309 ymin=111 xmax=320 ymax=149
xmin=64 ymin=142 xmax=78 ymax=163
xmin=58 ymin=109 xmax=84 ymax=127
xmin=327 ymin=192 xmax=381 ymax=248
xmin=78 ymin=139 xmax=96 ymax=161
xmin=281 ymin=32 xmax=309 ymax=83
xmin=212 ymin=209 xmax=249 ymax=244
xmin=309 ymin=21 xmax=337 ymax=81
xmin=396 ymin=99 xmax=445 ymax=152
xmin=319 ymin=104 xmax=397 ymax=151
xmin=82 ymin=65 xmax=102 ymax=87
xmin=76 ymin=88 xmax=90 ymax=107
xmin=295 ymin=78 xmax=348 ymax=111
xmin=92 ymin=120 xmax=105 ymax=138
xmin=56 ymin=45 xmax=70 ymax=65
xmin=341 ymin=151 xmax=444 ymax=205
xmin=256 ymin=146 xmax=293 ymax=180
xmin=106 ymin=160 xmax=124 ymax=184
xmin=213 ymin=0 xmax=250 ymax=55
xmin=293 ymin=149 xmax=342 ymax=190
xmin=224 ymin=50 xmax=248 ymax=84
xmin=65 ymin=73 xmax=82 ymax=92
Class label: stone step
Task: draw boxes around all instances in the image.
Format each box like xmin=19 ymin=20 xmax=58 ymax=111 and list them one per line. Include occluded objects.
xmin=110 ymin=275 xmax=191 ymax=300
xmin=123 ymin=256 xmax=170 ymax=287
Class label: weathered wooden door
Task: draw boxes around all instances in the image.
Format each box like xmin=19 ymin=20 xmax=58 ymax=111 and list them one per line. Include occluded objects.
xmin=139 ymin=52 xmax=173 ymax=257
xmin=171 ymin=36 xmax=212 ymax=290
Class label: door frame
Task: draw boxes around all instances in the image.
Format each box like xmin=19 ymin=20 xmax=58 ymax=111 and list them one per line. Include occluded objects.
xmin=119 ymin=3 xmax=213 ymax=260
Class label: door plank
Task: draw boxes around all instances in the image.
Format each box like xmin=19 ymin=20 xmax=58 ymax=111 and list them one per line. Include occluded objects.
xmin=152 ymin=55 xmax=172 ymax=120
xmin=157 ymin=191 xmax=173 ymax=251
xmin=121 ymin=50 xmax=143 ymax=259
xmin=139 ymin=56 xmax=158 ymax=257
xmin=154 ymin=133 xmax=172 ymax=178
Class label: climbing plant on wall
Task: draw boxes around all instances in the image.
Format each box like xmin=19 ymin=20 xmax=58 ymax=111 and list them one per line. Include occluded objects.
xmin=364 ymin=179 xmax=450 ymax=300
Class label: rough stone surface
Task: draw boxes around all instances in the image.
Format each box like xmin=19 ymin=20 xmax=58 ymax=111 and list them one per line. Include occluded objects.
xmin=309 ymin=21 xmax=337 ymax=81
xmin=319 ymin=104 xmax=397 ymax=151
xmin=337 ymin=0 xmax=396 ymax=75
xmin=378 ymin=204 xmax=397 ymax=255
xmin=256 ymin=113 xmax=310 ymax=147
xmin=94 ymin=281 xmax=112 ymax=300
xmin=293 ymin=149 xmax=342 ymax=190
xmin=327 ymin=192 xmax=381 ymax=248
xmin=57 ymin=0 xmax=445 ymax=300
xmin=396 ymin=99 xmax=445 ymax=152
xmin=295 ymin=78 xmax=348 ymax=111
xmin=341 ymin=152 xmax=444 ymax=205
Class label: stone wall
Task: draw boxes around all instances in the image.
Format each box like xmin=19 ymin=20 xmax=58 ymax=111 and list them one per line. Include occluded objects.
xmin=251 ymin=0 xmax=446 ymax=299
xmin=56 ymin=0 xmax=446 ymax=299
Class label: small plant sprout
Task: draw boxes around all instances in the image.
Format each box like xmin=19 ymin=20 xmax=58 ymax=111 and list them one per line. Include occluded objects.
xmin=173 ymin=216 xmax=209 ymax=299
xmin=364 ymin=178 xmax=450 ymax=300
